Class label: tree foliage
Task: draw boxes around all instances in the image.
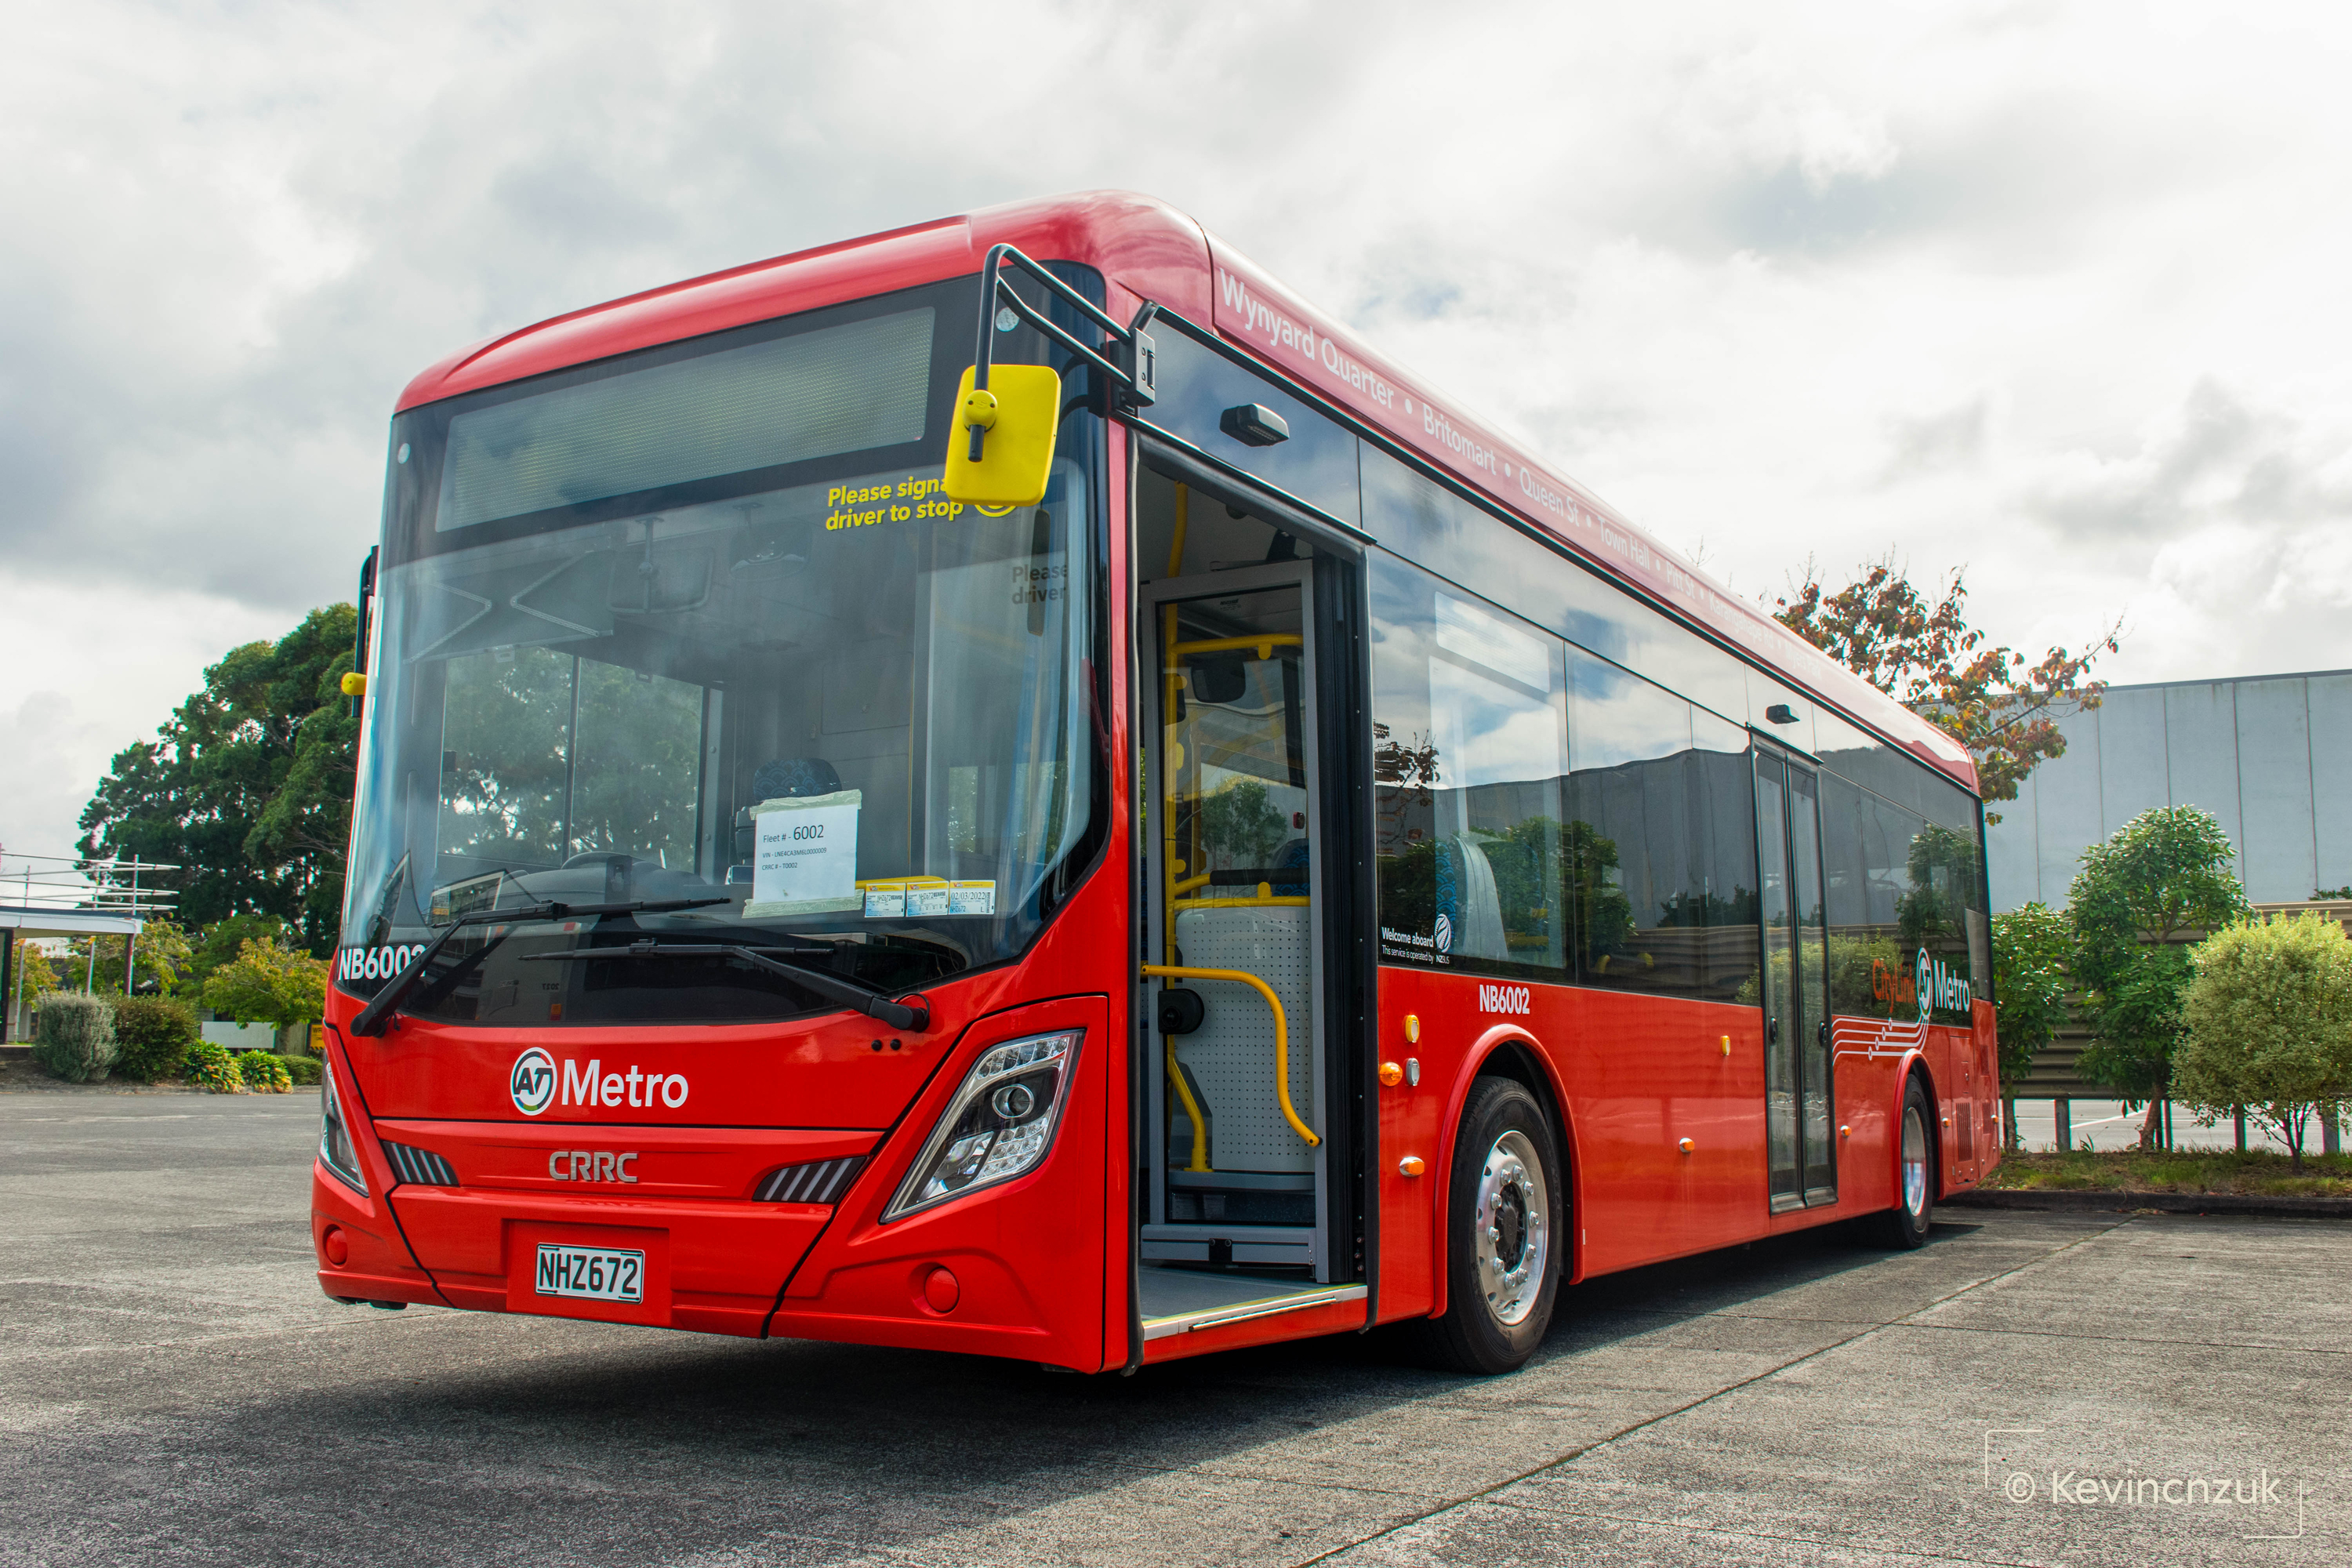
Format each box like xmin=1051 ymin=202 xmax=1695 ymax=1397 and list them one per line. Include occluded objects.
xmin=1773 ymin=556 xmax=2118 ymax=810
xmin=200 ymin=937 xmax=329 ymax=1033
xmin=2068 ymin=807 xmax=2249 ymax=1138
xmin=2176 ymin=913 xmax=2352 ymax=1171
xmin=13 ymin=942 xmax=60 ymax=1004
xmin=1991 ymin=902 xmax=2072 ymax=1090
xmin=78 ymin=607 xmax=358 ymax=955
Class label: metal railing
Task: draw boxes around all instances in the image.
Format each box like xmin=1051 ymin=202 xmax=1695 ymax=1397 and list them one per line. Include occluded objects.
xmin=0 ymin=851 xmax=180 ymax=920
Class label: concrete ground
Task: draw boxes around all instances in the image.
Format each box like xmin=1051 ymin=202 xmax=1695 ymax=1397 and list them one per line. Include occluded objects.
xmin=1 ymin=1094 xmax=2343 ymax=1567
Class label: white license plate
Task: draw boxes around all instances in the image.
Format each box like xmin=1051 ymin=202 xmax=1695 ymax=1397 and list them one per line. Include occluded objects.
xmin=534 ymin=1243 xmax=644 ymax=1303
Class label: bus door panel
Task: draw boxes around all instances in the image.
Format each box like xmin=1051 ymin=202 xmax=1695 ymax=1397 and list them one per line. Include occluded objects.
xmin=1755 ymin=747 xmax=1836 ymax=1212
xmin=1139 ymin=557 xmax=1339 ymax=1283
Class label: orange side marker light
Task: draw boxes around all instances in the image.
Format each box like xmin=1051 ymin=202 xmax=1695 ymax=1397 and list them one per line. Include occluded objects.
xmin=1398 ymin=1156 xmax=1425 ymax=1177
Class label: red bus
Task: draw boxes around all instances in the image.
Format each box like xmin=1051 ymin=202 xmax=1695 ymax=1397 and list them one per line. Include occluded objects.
xmin=314 ymin=191 xmax=2000 ymax=1374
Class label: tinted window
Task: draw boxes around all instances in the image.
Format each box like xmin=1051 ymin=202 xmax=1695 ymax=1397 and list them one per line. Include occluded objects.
xmin=1370 ymin=556 xmax=1570 ymax=978
xmin=1145 ymin=323 xmax=1362 ymax=529
xmin=1359 ymin=445 xmax=1748 ymax=722
xmin=1564 ymin=649 xmax=1758 ymax=1001
xmin=1818 ymin=772 xmax=1984 ymax=1022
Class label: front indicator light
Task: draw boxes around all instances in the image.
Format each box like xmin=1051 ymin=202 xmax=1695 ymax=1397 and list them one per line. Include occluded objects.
xmin=884 ymin=1029 xmax=1080 ymax=1221
xmin=320 ymin=1059 xmax=368 ymax=1196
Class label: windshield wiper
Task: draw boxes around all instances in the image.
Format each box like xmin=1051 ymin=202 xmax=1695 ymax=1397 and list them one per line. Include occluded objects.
xmin=347 ymin=898 xmax=731 ymax=1037
xmin=524 ymin=939 xmax=931 ymax=1033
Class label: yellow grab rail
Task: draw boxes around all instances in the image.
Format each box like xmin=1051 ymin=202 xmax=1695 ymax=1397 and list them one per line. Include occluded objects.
xmin=1167 ymin=633 xmax=1303 ymax=664
xmin=1163 ymin=1036 xmax=1211 ymax=1173
xmin=1141 ymin=964 xmax=1320 ymax=1148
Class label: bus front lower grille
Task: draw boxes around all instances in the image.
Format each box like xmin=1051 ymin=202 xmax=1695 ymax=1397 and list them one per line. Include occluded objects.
xmin=381 ymin=1140 xmax=459 ymax=1188
xmin=755 ymin=1156 xmax=866 ymax=1204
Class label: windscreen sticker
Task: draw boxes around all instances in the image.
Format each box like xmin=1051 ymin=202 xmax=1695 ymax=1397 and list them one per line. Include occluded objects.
xmin=861 ymin=880 xmax=907 ymax=918
xmin=947 ymin=880 xmax=997 ymax=916
xmin=826 ymin=473 xmax=967 ymax=532
xmin=744 ymin=789 xmax=863 ymax=916
xmin=906 ymin=882 xmax=952 ymax=919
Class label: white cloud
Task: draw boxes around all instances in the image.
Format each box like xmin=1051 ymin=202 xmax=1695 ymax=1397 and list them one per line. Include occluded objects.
xmin=5 ymin=0 xmax=2352 ymax=852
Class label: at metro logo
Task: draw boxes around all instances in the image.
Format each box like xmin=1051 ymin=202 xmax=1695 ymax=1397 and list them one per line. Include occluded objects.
xmin=560 ymin=1057 xmax=690 ymax=1112
xmin=510 ymin=1049 xmax=689 ymax=1115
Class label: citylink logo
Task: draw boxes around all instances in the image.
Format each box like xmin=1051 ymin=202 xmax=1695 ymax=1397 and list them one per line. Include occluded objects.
xmin=510 ymin=1048 xmax=557 ymax=1116
xmin=1915 ymin=948 xmax=1972 ymax=1024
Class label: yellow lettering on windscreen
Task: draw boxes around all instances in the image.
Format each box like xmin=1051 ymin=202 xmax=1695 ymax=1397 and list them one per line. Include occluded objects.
xmin=826 ymin=474 xmax=968 ymax=532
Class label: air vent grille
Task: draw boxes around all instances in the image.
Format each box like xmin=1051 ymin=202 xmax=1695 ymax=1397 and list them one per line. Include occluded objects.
xmin=381 ymin=1140 xmax=459 ymax=1188
xmin=756 ymin=1156 xmax=865 ymax=1205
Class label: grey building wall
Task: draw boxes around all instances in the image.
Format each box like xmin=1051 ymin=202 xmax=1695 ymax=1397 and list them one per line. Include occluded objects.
xmin=1986 ymin=669 xmax=2352 ymax=911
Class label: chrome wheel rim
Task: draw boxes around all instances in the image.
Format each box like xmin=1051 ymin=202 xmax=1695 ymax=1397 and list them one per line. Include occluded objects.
xmin=1474 ymin=1129 xmax=1548 ymax=1327
xmin=1900 ymin=1105 xmax=1929 ymax=1218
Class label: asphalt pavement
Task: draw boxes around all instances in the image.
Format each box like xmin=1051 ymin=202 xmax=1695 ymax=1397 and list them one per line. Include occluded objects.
xmin=1 ymin=1091 xmax=2344 ymax=1566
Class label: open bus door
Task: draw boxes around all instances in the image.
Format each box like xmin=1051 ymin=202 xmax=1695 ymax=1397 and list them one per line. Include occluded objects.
xmin=1128 ymin=467 xmax=1374 ymax=1352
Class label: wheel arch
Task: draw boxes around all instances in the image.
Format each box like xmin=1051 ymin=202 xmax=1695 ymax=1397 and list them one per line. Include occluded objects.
xmin=1896 ymin=1049 xmax=1944 ymax=1200
xmin=1429 ymin=1025 xmax=1580 ymax=1319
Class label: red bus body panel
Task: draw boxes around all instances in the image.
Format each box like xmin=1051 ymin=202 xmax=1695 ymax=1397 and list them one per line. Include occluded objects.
xmin=321 ymin=191 xmax=1995 ymax=1366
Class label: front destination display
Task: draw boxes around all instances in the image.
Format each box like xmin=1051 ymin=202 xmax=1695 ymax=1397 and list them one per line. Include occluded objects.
xmin=312 ymin=192 xmax=1999 ymax=1375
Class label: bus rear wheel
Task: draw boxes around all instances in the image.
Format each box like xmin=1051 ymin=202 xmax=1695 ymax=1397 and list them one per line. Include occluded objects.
xmin=1870 ymin=1076 xmax=1936 ymax=1250
xmin=1416 ymin=1076 xmax=1563 ymax=1375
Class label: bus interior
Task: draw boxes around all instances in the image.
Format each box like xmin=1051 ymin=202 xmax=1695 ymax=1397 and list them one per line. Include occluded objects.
xmin=1131 ymin=464 xmax=1369 ymax=1331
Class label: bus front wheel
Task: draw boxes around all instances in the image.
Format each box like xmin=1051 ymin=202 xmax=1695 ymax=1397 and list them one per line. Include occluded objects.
xmin=1417 ymin=1076 xmax=1564 ymax=1375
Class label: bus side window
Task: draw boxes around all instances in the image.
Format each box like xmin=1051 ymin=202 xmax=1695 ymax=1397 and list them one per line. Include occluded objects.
xmin=1563 ymin=648 xmax=1755 ymax=1002
xmin=1369 ymin=558 xmax=1570 ymax=977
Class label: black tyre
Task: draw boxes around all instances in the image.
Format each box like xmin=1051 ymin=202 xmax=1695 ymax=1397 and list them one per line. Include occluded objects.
xmin=1415 ymin=1076 xmax=1564 ymax=1374
xmin=1870 ymin=1075 xmax=1936 ymax=1249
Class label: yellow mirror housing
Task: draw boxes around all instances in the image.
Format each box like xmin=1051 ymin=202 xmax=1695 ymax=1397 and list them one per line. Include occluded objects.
xmin=943 ymin=363 xmax=1060 ymax=507
xmin=340 ymin=672 xmax=368 ymax=698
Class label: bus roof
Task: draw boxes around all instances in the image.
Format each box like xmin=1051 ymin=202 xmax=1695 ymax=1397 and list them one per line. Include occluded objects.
xmin=394 ymin=191 xmax=1978 ymax=796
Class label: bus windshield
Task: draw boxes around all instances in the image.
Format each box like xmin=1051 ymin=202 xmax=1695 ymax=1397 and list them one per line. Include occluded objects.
xmin=337 ymin=281 xmax=1102 ymax=1025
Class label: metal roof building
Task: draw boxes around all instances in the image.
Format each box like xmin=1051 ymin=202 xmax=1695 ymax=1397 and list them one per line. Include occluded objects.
xmin=1986 ymin=668 xmax=2352 ymax=911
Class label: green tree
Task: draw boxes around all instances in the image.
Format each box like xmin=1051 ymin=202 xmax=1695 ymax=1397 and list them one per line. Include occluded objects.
xmin=2176 ymin=913 xmax=2352 ymax=1171
xmin=78 ymin=606 xmax=358 ymax=956
xmin=53 ymin=920 xmax=197 ymax=997
xmin=13 ymin=942 xmax=60 ymax=1004
xmin=188 ymin=914 xmax=303 ymax=996
xmin=1197 ymin=779 xmax=1290 ymax=869
xmin=200 ymin=937 xmax=328 ymax=1037
xmin=2070 ymin=807 xmax=2249 ymax=1147
xmin=1774 ymin=556 xmax=2118 ymax=815
xmin=1992 ymin=902 xmax=2073 ymax=1146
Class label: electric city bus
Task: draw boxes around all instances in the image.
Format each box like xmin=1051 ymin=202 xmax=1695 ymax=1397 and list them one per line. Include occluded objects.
xmin=314 ymin=191 xmax=1999 ymax=1374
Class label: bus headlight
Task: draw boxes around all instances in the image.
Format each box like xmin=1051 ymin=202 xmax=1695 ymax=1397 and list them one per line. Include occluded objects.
xmin=320 ymin=1059 xmax=368 ymax=1196
xmin=884 ymin=1030 xmax=1080 ymax=1221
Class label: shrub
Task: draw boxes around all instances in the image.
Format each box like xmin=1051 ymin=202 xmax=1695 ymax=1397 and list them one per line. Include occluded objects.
xmin=31 ymin=993 xmax=117 ymax=1082
xmin=234 ymin=1051 xmax=293 ymax=1093
xmin=2177 ymin=913 xmax=2352 ymax=1171
xmin=186 ymin=1040 xmax=245 ymax=1094
xmin=283 ymin=1054 xmax=322 ymax=1087
xmin=111 ymin=997 xmax=200 ymax=1083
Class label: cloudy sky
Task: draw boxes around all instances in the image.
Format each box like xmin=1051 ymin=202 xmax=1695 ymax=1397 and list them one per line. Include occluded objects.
xmin=5 ymin=1 xmax=2350 ymax=858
